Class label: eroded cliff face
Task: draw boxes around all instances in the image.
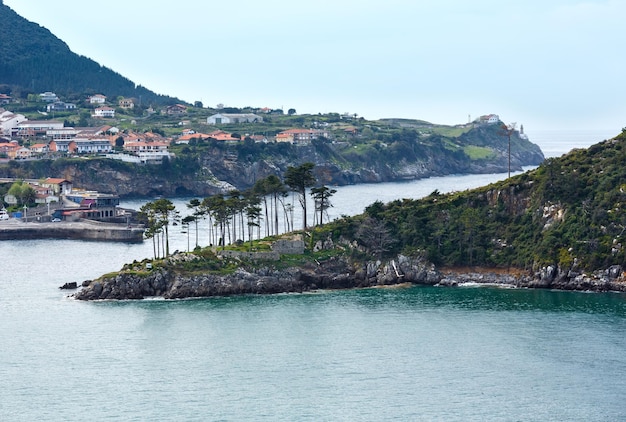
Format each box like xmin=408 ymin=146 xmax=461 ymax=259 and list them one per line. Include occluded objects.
xmin=1 ymin=130 xmax=545 ymax=197
xmin=53 ymin=161 xmax=230 ymax=197
xmin=71 ymin=251 xmax=626 ymax=301
xmin=201 ymin=142 xmax=544 ymax=193
xmin=73 ymin=254 xmax=441 ymax=300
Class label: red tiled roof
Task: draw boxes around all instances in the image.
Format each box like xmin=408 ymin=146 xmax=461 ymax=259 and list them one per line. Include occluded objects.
xmin=178 ymin=133 xmax=210 ymax=141
xmin=44 ymin=178 xmax=71 ymax=185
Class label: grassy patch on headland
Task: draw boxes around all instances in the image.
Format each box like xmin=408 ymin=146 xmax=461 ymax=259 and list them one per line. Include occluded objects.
xmin=463 ymin=145 xmax=497 ymax=160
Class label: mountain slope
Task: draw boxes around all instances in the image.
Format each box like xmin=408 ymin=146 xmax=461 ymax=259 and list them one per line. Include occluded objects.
xmin=0 ymin=3 xmax=180 ymax=105
xmin=319 ymin=129 xmax=626 ymax=273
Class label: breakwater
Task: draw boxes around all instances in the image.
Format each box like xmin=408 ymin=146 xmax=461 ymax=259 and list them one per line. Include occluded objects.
xmin=0 ymin=219 xmax=144 ymax=242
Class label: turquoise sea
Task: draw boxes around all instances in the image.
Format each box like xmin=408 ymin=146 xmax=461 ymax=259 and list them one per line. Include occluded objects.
xmin=1 ymin=129 xmax=625 ymax=421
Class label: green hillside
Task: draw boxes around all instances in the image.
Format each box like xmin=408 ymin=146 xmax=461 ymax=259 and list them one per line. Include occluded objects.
xmin=0 ymin=3 xmax=181 ymax=105
xmin=318 ymin=129 xmax=626 ymax=272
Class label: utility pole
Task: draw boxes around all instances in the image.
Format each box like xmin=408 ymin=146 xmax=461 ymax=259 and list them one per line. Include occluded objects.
xmin=502 ymin=123 xmax=516 ymax=178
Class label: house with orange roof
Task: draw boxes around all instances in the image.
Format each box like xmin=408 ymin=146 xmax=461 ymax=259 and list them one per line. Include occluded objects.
xmin=207 ymin=130 xmax=239 ymax=142
xmin=0 ymin=141 xmax=21 ymax=158
xmin=42 ymin=178 xmax=72 ymax=195
xmin=275 ymin=128 xmax=331 ymax=145
xmin=142 ymin=131 xmax=170 ymax=142
xmin=30 ymin=143 xmax=49 ymax=154
xmin=177 ymin=133 xmax=211 ymax=144
xmin=275 ymin=132 xmax=294 ymax=143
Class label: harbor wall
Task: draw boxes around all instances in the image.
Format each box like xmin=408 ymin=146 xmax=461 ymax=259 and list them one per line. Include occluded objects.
xmin=0 ymin=220 xmax=144 ymax=243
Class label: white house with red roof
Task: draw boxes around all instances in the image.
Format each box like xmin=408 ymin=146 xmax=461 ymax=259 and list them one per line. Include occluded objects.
xmin=30 ymin=143 xmax=49 ymax=154
xmin=42 ymin=178 xmax=73 ymax=195
xmin=476 ymin=114 xmax=500 ymax=125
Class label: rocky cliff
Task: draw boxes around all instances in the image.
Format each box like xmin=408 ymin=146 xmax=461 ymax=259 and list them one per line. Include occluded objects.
xmin=1 ymin=125 xmax=544 ymax=197
xmin=72 ymin=253 xmax=626 ymax=301
xmin=73 ymin=254 xmax=441 ymax=300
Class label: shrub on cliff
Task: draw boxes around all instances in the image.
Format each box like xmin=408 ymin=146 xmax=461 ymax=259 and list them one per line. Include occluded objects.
xmin=323 ymin=132 xmax=626 ymax=273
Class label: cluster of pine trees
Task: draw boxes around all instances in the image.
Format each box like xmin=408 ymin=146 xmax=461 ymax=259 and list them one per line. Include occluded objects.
xmin=138 ymin=163 xmax=337 ymax=258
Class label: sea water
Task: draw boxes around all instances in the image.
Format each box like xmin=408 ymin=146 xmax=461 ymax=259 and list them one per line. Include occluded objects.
xmin=1 ymin=129 xmax=625 ymax=421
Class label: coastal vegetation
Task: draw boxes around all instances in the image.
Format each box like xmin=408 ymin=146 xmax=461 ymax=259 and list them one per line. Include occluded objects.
xmin=1 ymin=180 xmax=36 ymax=210
xmin=78 ymin=129 xmax=626 ymax=301
xmin=315 ymin=129 xmax=626 ymax=272
xmin=4 ymin=0 xmax=623 ymax=296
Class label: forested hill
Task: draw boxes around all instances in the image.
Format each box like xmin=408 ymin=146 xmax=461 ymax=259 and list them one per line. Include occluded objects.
xmin=322 ymin=129 xmax=626 ymax=273
xmin=0 ymin=3 xmax=180 ymax=105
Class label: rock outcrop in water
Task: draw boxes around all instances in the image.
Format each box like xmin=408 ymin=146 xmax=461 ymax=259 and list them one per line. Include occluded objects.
xmin=439 ymin=265 xmax=626 ymax=292
xmin=73 ymin=252 xmax=626 ymax=301
xmin=73 ymin=254 xmax=441 ymax=300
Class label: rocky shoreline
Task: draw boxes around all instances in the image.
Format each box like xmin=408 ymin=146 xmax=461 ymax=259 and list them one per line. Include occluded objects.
xmin=439 ymin=264 xmax=626 ymax=292
xmin=72 ymin=254 xmax=626 ymax=301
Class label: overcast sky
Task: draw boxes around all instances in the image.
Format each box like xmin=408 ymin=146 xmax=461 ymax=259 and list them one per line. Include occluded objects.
xmin=4 ymin=0 xmax=626 ymax=132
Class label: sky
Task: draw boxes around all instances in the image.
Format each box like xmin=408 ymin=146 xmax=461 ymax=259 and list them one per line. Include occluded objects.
xmin=4 ymin=0 xmax=626 ymax=132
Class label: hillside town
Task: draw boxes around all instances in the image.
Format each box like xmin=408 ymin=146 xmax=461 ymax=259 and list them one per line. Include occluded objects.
xmin=0 ymin=91 xmax=341 ymax=164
